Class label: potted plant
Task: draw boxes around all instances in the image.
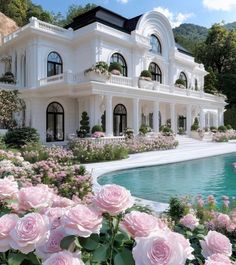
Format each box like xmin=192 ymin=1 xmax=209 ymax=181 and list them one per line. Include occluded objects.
xmin=84 ymin=61 xmax=110 ymax=82
xmin=138 ymin=70 xmax=153 ymax=90
xmin=108 ymin=62 xmax=122 ymax=75
xmin=190 ymin=117 xmax=203 ymax=140
xmin=124 ymin=127 xmax=134 ymax=139
xmin=0 ymin=72 xmax=15 ymax=84
xmin=175 ymin=78 xmax=186 ymax=89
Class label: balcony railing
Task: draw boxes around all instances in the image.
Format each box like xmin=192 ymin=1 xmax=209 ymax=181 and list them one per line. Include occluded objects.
xmin=37 ymin=72 xmax=225 ymax=103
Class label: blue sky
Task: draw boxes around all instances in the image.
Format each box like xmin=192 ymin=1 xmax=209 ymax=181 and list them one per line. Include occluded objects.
xmin=33 ymin=0 xmax=236 ymax=28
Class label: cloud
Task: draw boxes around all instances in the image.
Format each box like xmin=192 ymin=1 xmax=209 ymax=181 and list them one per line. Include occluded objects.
xmin=203 ymin=0 xmax=236 ymax=11
xmin=154 ymin=7 xmax=193 ymax=28
xmin=117 ymin=0 xmax=129 ymax=3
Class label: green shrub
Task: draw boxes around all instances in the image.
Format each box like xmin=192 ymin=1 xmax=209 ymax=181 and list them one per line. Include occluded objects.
xmin=224 ymin=109 xmax=236 ymax=129
xmin=139 ymin=124 xmax=151 ymax=135
xmin=109 ymin=62 xmax=122 ymax=73
xmin=226 ymin=124 xmax=232 ymax=130
xmin=161 ymin=126 xmax=173 ymax=136
xmin=140 ymin=70 xmax=152 ymax=78
xmin=167 ymin=197 xmax=189 ymax=223
xmin=175 ymin=78 xmax=186 ymax=87
xmin=79 ymin=111 xmax=90 ymax=137
xmin=91 ymin=125 xmax=103 ymax=134
xmin=95 ymin=61 xmax=109 ymax=70
xmin=218 ymin=125 xmax=227 ymax=132
xmin=178 ymin=127 xmax=185 ymax=135
xmin=4 ymin=127 xmax=40 ymax=148
xmin=191 ymin=117 xmax=199 ymax=131
xmin=21 ymin=142 xmax=48 ymax=163
xmin=210 ymin=126 xmax=217 ymax=132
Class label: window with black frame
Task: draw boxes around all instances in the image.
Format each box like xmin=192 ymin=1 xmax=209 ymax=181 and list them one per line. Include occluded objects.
xmin=150 ymin=34 xmax=162 ymax=54
xmin=149 ymin=62 xmax=162 ymax=83
xmin=179 ymin=72 xmax=188 ymax=88
xmin=47 ymin=52 xmax=63 ymax=77
xmin=110 ymin=53 xmax=127 ymax=76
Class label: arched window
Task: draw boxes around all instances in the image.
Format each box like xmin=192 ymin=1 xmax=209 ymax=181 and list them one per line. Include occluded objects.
xmin=47 ymin=52 xmax=63 ymax=77
xmin=110 ymin=53 xmax=127 ymax=76
xmin=113 ymin=104 xmax=127 ymax=136
xmin=179 ymin=72 xmax=188 ymax=88
xmin=149 ymin=62 xmax=162 ymax=83
xmin=150 ymin=34 xmax=162 ymax=54
xmin=46 ymin=102 xmax=64 ymax=142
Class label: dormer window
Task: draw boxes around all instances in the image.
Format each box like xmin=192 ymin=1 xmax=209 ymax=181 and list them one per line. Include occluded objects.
xmin=47 ymin=52 xmax=63 ymax=77
xmin=150 ymin=34 xmax=162 ymax=54
xmin=179 ymin=72 xmax=187 ymax=88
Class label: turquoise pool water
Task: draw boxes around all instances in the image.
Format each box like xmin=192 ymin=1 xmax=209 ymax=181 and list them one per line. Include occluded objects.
xmin=98 ymin=153 xmax=236 ymax=203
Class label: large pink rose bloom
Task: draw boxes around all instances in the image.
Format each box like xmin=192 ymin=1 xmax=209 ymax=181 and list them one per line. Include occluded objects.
xmin=62 ymin=204 xmax=102 ymax=237
xmin=0 ymin=214 xmax=19 ymax=252
xmin=18 ymin=185 xmax=54 ymax=211
xmin=205 ymin=253 xmax=234 ymax=265
xmin=0 ymin=176 xmax=18 ymax=201
xmin=200 ymin=231 xmax=232 ymax=258
xmin=180 ymin=213 xmax=199 ymax=231
xmin=94 ymin=184 xmax=134 ymax=215
xmin=120 ymin=211 xmax=169 ymax=238
xmin=42 ymin=207 xmax=68 ymax=229
xmin=133 ymin=231 xmax=194 ymax=265
xmin=42 ymin=250 xmax=85 ymax=265
xmin=9 ymin=213 xmax=50 ymax=254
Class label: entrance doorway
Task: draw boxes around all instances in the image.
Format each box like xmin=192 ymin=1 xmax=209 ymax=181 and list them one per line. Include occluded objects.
xmin=113 ymin=104 xmax=127 ymax=136
xmin=178 ymin=115 xmax=186 ymax=131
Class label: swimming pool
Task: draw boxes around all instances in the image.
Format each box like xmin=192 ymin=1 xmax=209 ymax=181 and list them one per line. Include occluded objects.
xmin=98 ymin=153 xmax=236 ymax=203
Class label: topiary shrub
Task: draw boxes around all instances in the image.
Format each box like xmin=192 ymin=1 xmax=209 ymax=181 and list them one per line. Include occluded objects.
xmin=78 ymin=111 xmax=90 ymax=137
xmin=108 ymin=62 xmax=122 ymax=75
xmin=161 ymin=126 xmax=173 ymax=136
xmin=4 ymin=127 xmax=40 ymax=148
xmin=140 ymin=70 xmax=152 ymax=80
xmin=218 ymin=125 xmax=227 ymax=132
xmin=0 ymin=72 xmax=15 ymax=84
xmin=91 ymin=125 xmax=103 ymax=134
xmin=226 ymin=124 xmax=232 ymax=130
xmin=191 ymin=117 xmax=199 ymax=131
xmin=210 ymin=126 xmax=217 ymax=132
xmin=175 ymin=78 xmax=186 ymax=88
xmin=139 ymin=124 xmax=151 ymax=135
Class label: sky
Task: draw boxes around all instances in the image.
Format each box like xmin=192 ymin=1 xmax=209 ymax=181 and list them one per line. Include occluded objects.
xmin=33 ymin=0 xmax=236 ymax=28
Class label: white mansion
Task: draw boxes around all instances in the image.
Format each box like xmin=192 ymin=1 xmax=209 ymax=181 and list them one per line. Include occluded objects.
xmin=0 ymin=6 xmax=226 ymax=142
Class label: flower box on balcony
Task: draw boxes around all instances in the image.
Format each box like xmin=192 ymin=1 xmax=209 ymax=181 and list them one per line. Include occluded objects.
xmin=85 ymin=71 xmax=110 ymax=83
xmin=138 ymin=78 xmax=154 ymax=90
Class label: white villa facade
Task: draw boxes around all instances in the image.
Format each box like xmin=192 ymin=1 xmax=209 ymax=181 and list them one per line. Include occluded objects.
xmin=0 ymin=6 xmax=226 ymax=142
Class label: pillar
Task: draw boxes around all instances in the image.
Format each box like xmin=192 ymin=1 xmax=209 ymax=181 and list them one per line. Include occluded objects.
xmin=170 ymin=103 xmax=176 ymax=133
xmin=153 ymin=101 xmax=160 ymax=133
xmin=132 ymin=98 xmax=139 ymax=135
xmin=200 ymin=108 xmax=205 ymax=129
xmin=218 ymin=108 xmax=224 ymax=126
xmin=105 ymin=95 xmax=113 ymax=136
xmin=186 ymin=104 xmax=192 ymax=136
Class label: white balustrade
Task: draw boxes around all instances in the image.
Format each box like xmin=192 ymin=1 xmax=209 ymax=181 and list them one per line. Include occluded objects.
xmin=108 ymin=75 xmax=133 ymax=87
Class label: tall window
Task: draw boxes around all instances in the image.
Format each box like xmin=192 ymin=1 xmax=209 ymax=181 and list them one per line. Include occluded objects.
xmin=47 ymin=52 xmax=63 ymax=77
xmin=149 ymin=62 xmax=162 ymax=83
xmin=46 ymin=102 xmax=64 ymax=142
xmin=179 ymin=72 xmax=187 ymax=88
xmin=150 ymin=34 xmax=162 ymax=54
xmin=110 ymin=53 xmax=127 ymax=76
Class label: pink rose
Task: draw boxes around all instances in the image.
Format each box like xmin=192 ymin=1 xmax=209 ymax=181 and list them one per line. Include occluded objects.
xmin=62 ymin=204 xmax=102 ymax=237
xmin=0 ymin=214 xmax=19 ymax=252
xmin=18 ymin=185 xmax=54 ymax=211
xmin=217 ymin=213 xmax=231 ymax=228
xmin=52 ymin=195 xmax=75 ymax=208
xmin=10 ymin=213 xmax=50 ymax=254
xmin=0 ymin=176 xmax=18 ymax=201
xmin=94 ymin=184 xmax=134 ymax=215
xmin=180 ymin=213 xmax=199 ymax=231
xmin=200 ymin=231 xmax=232 ymax=258
xmin=120 ymin=211 xmax=169 ymax=238
xmin=43 ymin=207 xmax=68 ymax=229
xmin=36 ymin=228 xmax=66 ymax=260
xmin=205 ymin=253 xmax=234 ymax=265
xmin=133 ymin=231 xmax=194 ymax=265
xmin=42 ymin=250 xmax=84 ymax=265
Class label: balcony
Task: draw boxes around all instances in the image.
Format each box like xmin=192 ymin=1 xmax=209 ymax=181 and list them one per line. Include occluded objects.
xmin=37 ymin=71 xmax=225 ymax=104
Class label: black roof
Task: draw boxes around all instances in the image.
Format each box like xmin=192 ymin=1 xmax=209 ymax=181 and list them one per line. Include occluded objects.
xmin=65 ymin=6 xmax=192 ymax=56
xmin=65 ymin=6 xmax=141 ymax=34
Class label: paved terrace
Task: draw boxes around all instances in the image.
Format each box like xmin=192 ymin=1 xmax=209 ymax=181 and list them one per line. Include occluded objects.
xmin=86 ymin=136 xmax=236 ymax=212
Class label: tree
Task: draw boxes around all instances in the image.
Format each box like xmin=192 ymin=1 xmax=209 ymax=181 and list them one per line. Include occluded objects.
xmin=0 ymin=90 xmax=25 ymax=129
xmin=204 ymin=67 xmax=218 ymax=94
xmin=80 ymin=111 xmax=90 ymax=134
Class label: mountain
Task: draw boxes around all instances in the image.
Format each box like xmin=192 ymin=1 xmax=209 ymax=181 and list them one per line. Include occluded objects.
xmin=0 ymin=12 xmax=18 ymax=45
xmin=173 ymin=22 xmax=236 ymax=54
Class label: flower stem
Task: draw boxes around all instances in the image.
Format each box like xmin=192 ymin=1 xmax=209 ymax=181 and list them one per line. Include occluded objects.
xmin=109 ymin=215 xmax=121 ymax=265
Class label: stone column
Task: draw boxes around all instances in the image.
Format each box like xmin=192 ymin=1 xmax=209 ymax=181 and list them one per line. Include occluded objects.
xmin=153 ymin=101 xmax=160 ymax=133
xmin=218 ymin=108 xmax=224 ymax=126
xmin=170 ymin=103 xmax=176 ymax=133
xmin=105 ymin=95 xmax=113 ymax=136
xmin=132 ymin=98 xmax=139 ymax=135
xmin=186 ymin=104 xmax=192 ymax=136
xmin=200 ymin=108 xmax=205 ymax=129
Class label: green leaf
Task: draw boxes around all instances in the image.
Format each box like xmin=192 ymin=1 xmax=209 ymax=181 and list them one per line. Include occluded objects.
xmin=8 ymin=253 xmax=26 ymax=265
xmin=26 ymin=253 xmax=41 ymax=265
xmin=60 ymin=235 xmax=75 ymax=249
xmin=79 ymin=234 xmax=100 ymax=251
xmin=92 ymin=244 xmax=110 ymax=262
xmin=115 ymin=232 xmax=129 ymax=244
xmin=114 ymin=248 xmax=135 ymax=265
